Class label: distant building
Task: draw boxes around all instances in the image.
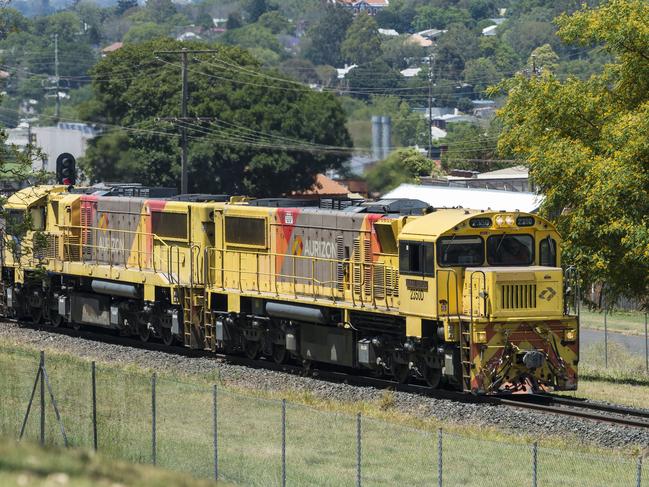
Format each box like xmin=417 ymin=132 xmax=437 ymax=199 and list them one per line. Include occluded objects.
xmin=6 ymin=122 xmax=99 ymax=173
xmin=421 ymin=166 xmax=533 ymax=193
xmin=293 ymin=173 xmax=354 ymax=198
xmin=101 ymin=42 xmax=123 ymax=57
xmin=482 ymin=25 xmax=498 ymax=36
xmin=384 ymin=184 xmax=542 ymax=212
xmin=378 ymin=28 xmax=399 ymax=36
xmin=400 ymin=67 xmax=421 ymax=78
xmin=336 ymin=64 xmax=357 ymax=80
xmin=334 ymin=0 xmax=390 ymax=15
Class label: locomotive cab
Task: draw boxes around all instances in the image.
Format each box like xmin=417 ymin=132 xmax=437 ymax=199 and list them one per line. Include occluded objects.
xmin=397 ymin=210 xmax=579 ymax=393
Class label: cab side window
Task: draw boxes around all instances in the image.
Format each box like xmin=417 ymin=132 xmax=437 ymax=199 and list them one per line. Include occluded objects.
xmin=540 ymin=237 xmax=557 ymax=267
xmin=399 ymin=241 xmax=435 ymax=276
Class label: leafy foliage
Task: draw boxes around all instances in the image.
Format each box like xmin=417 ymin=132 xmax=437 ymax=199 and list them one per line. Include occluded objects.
xmin=80 ymin=39 xmax=352 ymax=197
xmin=494 ymin=0 xmax=649 ymax=302
xmin=341 ymin=14 xmax=382 ymax=65
xmin=366 ymin=148 xmax=444 ymax=194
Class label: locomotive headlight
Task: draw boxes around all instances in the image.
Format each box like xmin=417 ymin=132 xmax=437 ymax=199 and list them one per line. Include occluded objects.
xmin=505 ymin=215 xmax=515 ymax=226
xmin=495 ymin=215 xmax=504 ymax=226
xmin=474 ymin=331 xmax=488 ymax=343
xmin=564 ymin=329 xmax=577 ymax=342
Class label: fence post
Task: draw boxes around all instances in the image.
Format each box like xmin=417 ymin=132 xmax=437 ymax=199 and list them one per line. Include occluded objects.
xmin=637 ymin=456 xmax=643 ymax=487
xmin=40 ymin=351 xmax=45 ymax=447
xmin=437 ymin=428 xmax=443 ymax=487
xmin=532 ymin=442 xmax=538 ymax=487
xmin=644 ymin=312 xmax=649 ymax=374
xmin=282 ymin=399 xmax=286 ymax=487
xmin=213 ymin=384 xmax=218 ymax=481
xmin=151 ymin=373 xmax=157 ymax=466
xmin=91 ymin=361 xmax=97 ymax=452
xmin=604 ymin=301 xmax=608 ymax=368
xmin=356 ymin=412 xmax=362 ymax=487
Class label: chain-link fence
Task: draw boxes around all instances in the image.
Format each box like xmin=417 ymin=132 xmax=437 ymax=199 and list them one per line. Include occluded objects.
xmin=0 ymin=346 xmax=645 ymax=487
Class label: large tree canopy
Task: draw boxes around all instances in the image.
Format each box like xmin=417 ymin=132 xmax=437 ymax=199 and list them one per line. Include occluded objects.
xmin=80 ymin=38 xmax=352 ymax=197
xmin=494 ymin=0 xmax=649 ymax=302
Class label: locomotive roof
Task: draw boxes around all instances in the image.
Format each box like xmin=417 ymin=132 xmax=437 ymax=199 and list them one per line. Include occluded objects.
xmin=399 ymin=208 xmax=556 ymax=239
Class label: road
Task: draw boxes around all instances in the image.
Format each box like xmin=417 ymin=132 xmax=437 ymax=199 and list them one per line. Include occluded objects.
xmin=581 ymin=327 xmax=649 ymax=355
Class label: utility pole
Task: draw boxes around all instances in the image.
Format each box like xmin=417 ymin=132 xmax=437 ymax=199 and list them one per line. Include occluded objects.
xmin=156 ymin=48 xmax=220 ymax=194
xmin=427 ymin=53 xmax=435 ymax=159
xmin=54 ymin=34 xmax=60 ymax=123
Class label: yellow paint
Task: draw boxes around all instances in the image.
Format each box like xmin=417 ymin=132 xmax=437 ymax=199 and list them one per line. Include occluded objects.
xmin=406 ymin=315 xmax=422 ymax=337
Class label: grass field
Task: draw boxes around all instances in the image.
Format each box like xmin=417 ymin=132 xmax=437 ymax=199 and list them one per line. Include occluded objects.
xmin=581 ymin=308 xmax=648 ymax=336
xmin=0 ymin=341 xmax=646 ymax=487
xmin=0 ymin=438 xmax=228 ymax=487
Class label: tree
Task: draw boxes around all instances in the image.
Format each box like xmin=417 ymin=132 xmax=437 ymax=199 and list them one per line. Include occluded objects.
xmin=123 ymin=22 xmax=168 ymax=44
xmin=463 ymin=57 xmax=501 ymax=93
xmin=493 ymin=0 xmax=649 ymax=302
xmin=302 ymin=6 xmax=353 ymax=67
xmin=116 ymin=0 xmax=138 ymax=16
xmin=341 ymin=13 xmax=383 ymax=65
xmin=346 ymin=60 xmax=404 ymax=100
xmin=143 ymin=0 xmax=176 ymax=24
xmin=380 ymin=35 xmax=426 ymax=70
xmin=366 ymin=148 xmax=444 ymax=194
xmin=440 ymin=122 xmax=500 ymax=172
xmin=413 ymin=6 xmax=472 ymax=31
xmin=257 ymin=11 xmax=290 ymax=35
xmin=226 ymin=12 xmax=242 ymax=30
xmin=375 ymin=0 xmax=418 ymax=33
xmin=435 ymin=24 xmax=481 ymax=78
xmin=244 ymin=0 xmax=270 ymax=23
xmin=81 ymin=39 xmax=352 ymax=197
xmin=528 ymin=43 xmax=559 ymax=74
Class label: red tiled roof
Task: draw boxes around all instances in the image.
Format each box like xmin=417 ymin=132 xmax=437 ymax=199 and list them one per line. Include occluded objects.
xmin=296 ymin=174 xmax=350 ymax=196
xmin=102 ymin=42 xmax=123 ymax=53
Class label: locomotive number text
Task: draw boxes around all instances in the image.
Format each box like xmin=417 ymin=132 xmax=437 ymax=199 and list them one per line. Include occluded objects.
xmin=409 ymin=290 xmax=425 ymax=301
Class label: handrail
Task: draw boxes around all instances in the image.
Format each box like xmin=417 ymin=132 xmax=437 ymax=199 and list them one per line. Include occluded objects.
xmin=435 ymin=268 xmax=461 ymax=322
xmin=469 ymin=270 xmax=487 ymax=322
xmin=203 ymin=247 xmax=399 ymax=309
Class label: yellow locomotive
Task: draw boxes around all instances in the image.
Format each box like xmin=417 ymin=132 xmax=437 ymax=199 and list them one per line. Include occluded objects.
xmin=1 ymin=185 xmax=578 ymax=393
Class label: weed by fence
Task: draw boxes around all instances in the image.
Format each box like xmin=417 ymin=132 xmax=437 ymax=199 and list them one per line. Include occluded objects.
xmin=0 ymin=347 xmax=646 ymax=487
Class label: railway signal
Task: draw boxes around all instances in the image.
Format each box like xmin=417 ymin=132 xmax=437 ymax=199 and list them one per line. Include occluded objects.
xmin=55 ymin=153 xmax=76 ymax=186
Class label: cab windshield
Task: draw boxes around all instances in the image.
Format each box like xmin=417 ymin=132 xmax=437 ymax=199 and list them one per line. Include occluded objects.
xmin=438 ymin=236 xmax=484 ymax=266
xmin=487 ymin=234 xmax=534 ymax=266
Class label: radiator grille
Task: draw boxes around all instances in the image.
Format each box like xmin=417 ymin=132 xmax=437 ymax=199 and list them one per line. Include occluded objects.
xmin=501 ymin=284 xmax=537 ymax=309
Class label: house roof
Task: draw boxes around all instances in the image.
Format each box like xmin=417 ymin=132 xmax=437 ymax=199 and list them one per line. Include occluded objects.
xmin=407 ymin=34 xmax=432 ymax=47
xmin=378 ymin=28 xmax=399 ymax=36
xmin=337 ymin=0 xmax=389 ymax=6
xmin=0 ymin=70 xmax=9 ymax=79
xmin=102 ymin=42 xmax=123 ymax=53
xmin=297 ymin=174 xmax=350 ymax=196
xmin=400 ymin=67 xmax=421 ymax=78
xmin=476 ymin=165 xmax=529 ymax=180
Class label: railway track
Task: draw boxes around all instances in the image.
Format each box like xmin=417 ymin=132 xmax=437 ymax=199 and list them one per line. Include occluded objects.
xmin=7 ymin=318 xmax=649 ymax=430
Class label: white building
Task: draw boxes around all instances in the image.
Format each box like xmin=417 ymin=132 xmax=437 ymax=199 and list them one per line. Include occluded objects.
xmin=384 ymin=184 xmax=542 ymax=212
xmin=6 ymin=122 xmax=98 ymax=173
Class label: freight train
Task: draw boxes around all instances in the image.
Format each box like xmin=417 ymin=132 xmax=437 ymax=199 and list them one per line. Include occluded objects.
xmin=0 ymin=184 xmax=579 ymax=393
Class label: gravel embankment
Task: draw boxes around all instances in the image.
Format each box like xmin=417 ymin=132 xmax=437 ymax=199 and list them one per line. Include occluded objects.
xmin=1 ymin=320 xmax=648 ymax=450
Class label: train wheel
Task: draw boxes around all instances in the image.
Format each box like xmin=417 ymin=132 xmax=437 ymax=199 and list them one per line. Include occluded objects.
xmin=51 ymin=313 xmax=64 ymax=328
xmin=272 ymin=344 xmax=288 ymax=364
xmin=244 ymin=340 xmax=260 ymax=360
xmin=161 ymin=327 xmax=174 ymax=346
xmin=391 ymin=363 xmax=410 ymax=384
xmin=424 ymin=365 xmax=442 ymax=389
xmin=30 ymin=306 xmax=43 ymax=325
xmin=71 ymin=321 xmax=81 ymax=331
xmin=138 ymin=323 xmax=151 ymax=343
